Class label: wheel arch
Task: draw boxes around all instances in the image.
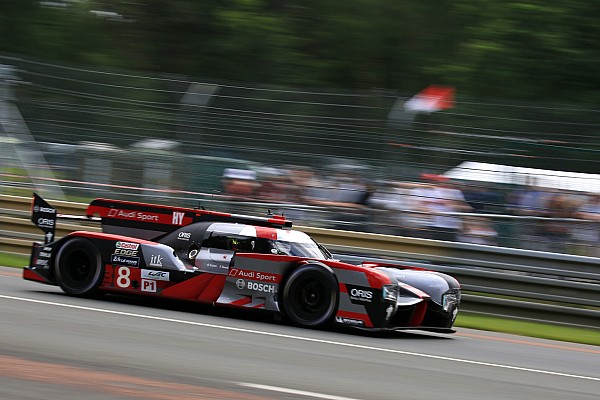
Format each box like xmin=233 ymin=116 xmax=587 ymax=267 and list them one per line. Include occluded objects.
xmin=278 ymin=260 xmax=340 ymax=328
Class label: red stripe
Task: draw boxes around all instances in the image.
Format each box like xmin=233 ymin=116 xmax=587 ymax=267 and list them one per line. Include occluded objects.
xmin=408 ymin=301 xmax=428 ymax=326
xmin=70 ymin=231 xmax=156 ymax=244
xmin=254 ymin=226 xmax=277 ymax=240
xmin=230 ymin=296 xmax=253 ymax=306
xmin=160 ymin=274 xmax=225 ymax=302
xmin=23 ymin=268 xmax=51 ymax=284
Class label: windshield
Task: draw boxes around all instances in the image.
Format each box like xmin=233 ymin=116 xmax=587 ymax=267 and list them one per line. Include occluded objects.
xmin=203 ymin=232 xmax=332 ymax=260
xmin=270 ymin=240 xmax=330 ymax=259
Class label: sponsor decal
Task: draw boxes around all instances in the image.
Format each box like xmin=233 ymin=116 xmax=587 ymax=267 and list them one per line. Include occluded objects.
xmin=114 ymin=242 xmax=140 ymax=256
xmin=111 ymin=254 xmax=140 ymax=267
xmin=206 ymin=262 xmax=228 ymax=271
xmin=177 ymin=232 xmax=191 ymax=241
xmin=235 ymin=279 xmax=276 ymax=293
xmin=116 ymin=242 xmax=140 ymax=250
xmin=33 ymin=205 xmax=56 ymax=214
xmin=248 ymin=282 xmax=276 ymax=293
xmin=149 ymin=254 xmax=163 ymax=267
xmin=114 ymin=248 xmax=138 ymax=256
xmin=335 ymin=316 xmax=365 ymax=327
xmin=347 ymin=285 xmax=374 ymax=303
xmin=229 ymin=268 xmax=279 ymax=283
xmin=35 ymin=246 xmax=52 ymax=268
xmin=107 ymin=209 xmax=160 ymax=222
xmin=141 ymin=269 xmax=169 ymax=281
xmin=141 ymin=279 xmax=157 ymax=292
xmin=172 ymin=211 xmax=185 ymax=225
xmin=385 ymin=305 xmax=395 ymax=320
xmin=37 ymin=218 xmax=55 ymax=228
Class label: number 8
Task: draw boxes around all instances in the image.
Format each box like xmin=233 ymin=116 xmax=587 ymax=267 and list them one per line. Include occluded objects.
xmin=117 ymin=266 xmax=131 ymax=288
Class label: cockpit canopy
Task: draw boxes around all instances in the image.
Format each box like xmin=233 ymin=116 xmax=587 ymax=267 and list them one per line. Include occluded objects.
xmin=204 ymin=223 xmax=332 ymax=259
xmin=159 ymin=222 xmax=333 ymax=263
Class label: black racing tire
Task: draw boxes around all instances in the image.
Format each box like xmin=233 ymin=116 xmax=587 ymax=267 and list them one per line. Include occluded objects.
xmin=280 ymin=263 xmax=338 ymax=328
xmin=54 ymin=237 xmax=104 ymax=296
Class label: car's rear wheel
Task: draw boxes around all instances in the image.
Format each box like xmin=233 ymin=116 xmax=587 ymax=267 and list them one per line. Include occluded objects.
xmin=281 ymin=263 xmax=338 ymax=328
xmin=55 ymin=237 xmax=104 ymax=296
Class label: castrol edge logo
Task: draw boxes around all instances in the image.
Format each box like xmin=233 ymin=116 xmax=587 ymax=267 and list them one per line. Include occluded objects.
xmin=116 ymin=242 xmax=139 ymax=250
xmin=114 ymin=241 xmax=140 ymax=257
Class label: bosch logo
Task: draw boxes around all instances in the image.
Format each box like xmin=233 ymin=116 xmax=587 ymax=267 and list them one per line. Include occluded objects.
xmin=236 ymin=279 xmax=245 ymax=289
xmin=247 ymin=282 xmax=276 ymax=293
xmin=35 ymin=206 xmax=55 ymax=214
xmin=350 ymin=288 xmax=373 ymax=300
xmin=116 ymin=242 xmax=139 ymax=250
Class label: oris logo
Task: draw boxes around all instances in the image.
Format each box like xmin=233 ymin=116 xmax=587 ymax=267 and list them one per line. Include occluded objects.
xmin=178 ymin=232 xmax=191 ymax=240
xmin=350 ymin=288 xmax=373 ymax=302
xmin=37 ymin=218 xmax=55 ymax=227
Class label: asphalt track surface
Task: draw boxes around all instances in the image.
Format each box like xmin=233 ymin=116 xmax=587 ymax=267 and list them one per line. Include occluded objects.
xmin=1 ymin=266 xmax=599 ymax=400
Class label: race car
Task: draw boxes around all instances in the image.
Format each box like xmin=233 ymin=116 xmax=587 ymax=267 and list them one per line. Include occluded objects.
xmin=24 ymin=193 xmax=461 ymax=332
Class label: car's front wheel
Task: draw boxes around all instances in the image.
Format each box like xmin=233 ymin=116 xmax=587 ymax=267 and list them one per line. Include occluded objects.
xmin=54 ymin=237 xmax=104 ymax=296
xmin=280 ymin=263 xmax=338 ymax=328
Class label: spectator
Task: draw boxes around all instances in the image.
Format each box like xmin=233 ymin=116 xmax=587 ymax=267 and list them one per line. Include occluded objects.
xmin=462 ymin=182 xmax=505 ymax=213
xmin=367 ymin=180 xmax=415 ymax=236
xmin=256 ymin=167 xmax=290 ymax=203
xmin=405 ymin=174 xmax=471 ymax=241
xmin=572 ymin=194 xmax=600 ymax=257
xmin=507 ymin=183 xmax=549 ymax=250
xmin=425 ymin=175 xmax=472 ymax=241
xmin=222 ymin=168 xmax=259 ymax=200
xmin=405 ymin=181 xmax=436 ymax=239
xmin=539 ymin=191 xmax=577 ymax=253
xmin=459 ymin=216 xmax=498 ymax=245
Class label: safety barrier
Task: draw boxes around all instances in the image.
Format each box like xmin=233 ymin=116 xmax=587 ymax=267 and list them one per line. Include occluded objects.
xmin=1 ymin=194 xmax=599 ymax=329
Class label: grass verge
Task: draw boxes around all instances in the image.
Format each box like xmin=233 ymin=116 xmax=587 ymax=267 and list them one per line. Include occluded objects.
xmin=456 ymin=313 xmax=600 ymax=346
xmin=1 ymin=252 xmax=598 ymax=345
xmin=0 ymin=253 xmax=28 ymax=268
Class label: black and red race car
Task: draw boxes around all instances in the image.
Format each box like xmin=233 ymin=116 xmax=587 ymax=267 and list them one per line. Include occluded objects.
xmin=24 ymin=193 xmax=461 ymax=332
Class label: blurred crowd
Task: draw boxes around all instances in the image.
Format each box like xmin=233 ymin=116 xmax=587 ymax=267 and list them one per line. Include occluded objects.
xmin=221 ymin=166 xmax=600 ymax=257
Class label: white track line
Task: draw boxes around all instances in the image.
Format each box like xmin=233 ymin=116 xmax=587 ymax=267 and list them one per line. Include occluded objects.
xmin=0 ymin=294 xmax=598 ymax=382
xmin=237 ymin=382 xmax=360 ymax=400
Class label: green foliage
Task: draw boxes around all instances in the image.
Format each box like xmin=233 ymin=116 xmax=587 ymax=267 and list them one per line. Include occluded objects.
xmin=0 ymin=0 xmax=597 ymax=101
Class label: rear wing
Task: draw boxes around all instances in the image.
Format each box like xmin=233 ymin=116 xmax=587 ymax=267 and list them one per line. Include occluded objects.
xmin=87 ymin=198 xmax=292 ymax=240
xmin=31 ymin=194 xmax=292 ymax=242
xmin=31 ymin=193 xmax=101 ymax=244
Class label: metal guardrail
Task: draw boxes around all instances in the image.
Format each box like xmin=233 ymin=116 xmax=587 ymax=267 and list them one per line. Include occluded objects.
xmin=1 ymin=195 xmax=599 ymax=329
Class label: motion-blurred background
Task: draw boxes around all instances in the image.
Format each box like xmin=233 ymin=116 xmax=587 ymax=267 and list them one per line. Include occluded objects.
xmin=1 ymin=1 xmax=599 ymax=256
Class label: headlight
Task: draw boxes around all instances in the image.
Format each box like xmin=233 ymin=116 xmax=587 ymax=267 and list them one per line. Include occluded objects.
xmin=442 ymin=290 xmax=461 ymax=312
xmin=382 ymin=284 xmax=399 ymax=302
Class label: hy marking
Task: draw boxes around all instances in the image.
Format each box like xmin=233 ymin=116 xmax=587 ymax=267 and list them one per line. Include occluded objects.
xmin=0 ymin=294 xmax=598 ymax=383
